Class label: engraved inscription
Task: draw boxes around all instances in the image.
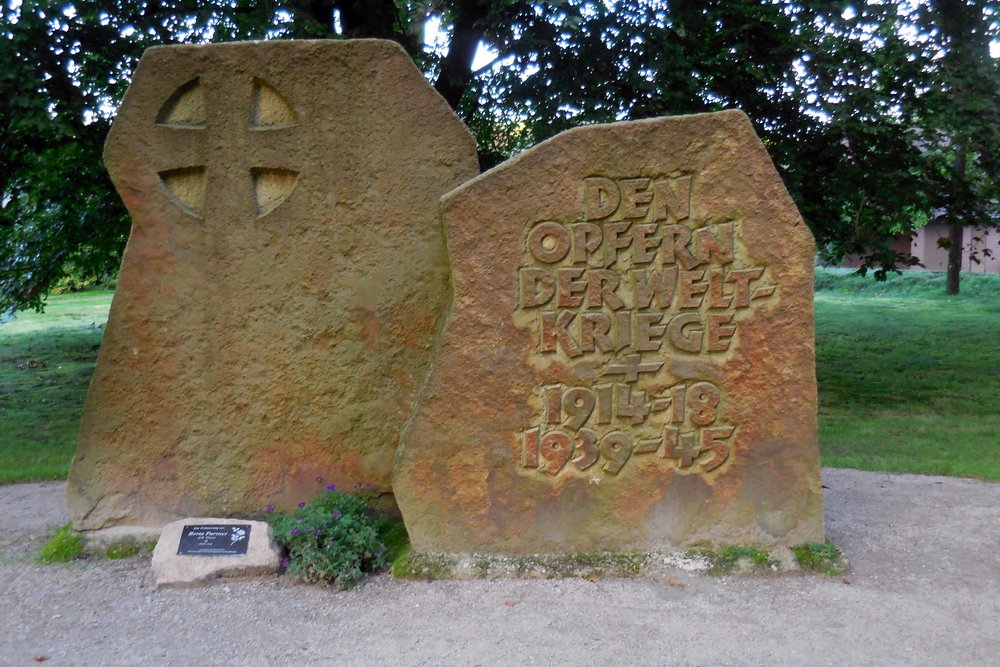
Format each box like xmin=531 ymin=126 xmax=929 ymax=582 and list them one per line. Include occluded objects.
xmin=522 ymin=379 xmax=734 ymax=475
xmin=515 ymin=174 xmax=772 ymax=478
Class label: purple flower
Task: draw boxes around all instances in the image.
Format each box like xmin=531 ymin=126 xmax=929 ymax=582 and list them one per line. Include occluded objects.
xmin=315 ymin=475 xmax=324 ymax=483
xmin=374 ymin=551 xmax=383 ymax=558
xmin=307 ymin=527 xmax=315 ymax=534
xmin=297 ymin=502 xmax=306 ymax=509
xmin=290 ymin=528 xmax=300 ymax=536
xmin=331 ymin=509 xmax=342 ymax=520
xmin=354 ymin=482 xmax=361 ymax=490
xmin=280 ymin=556 xmax=289 ymax=567
xmin=365 ymin=482 xmax=374 ymax=489
xmin=326 ymin=483 xmax=336 ymax=491
xmin=265 ymin=504 xmax=275 ymax=513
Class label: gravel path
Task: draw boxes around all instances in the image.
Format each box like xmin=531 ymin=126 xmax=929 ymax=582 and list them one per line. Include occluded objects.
xmin=2 ymin=468 xmax=998 ymax=667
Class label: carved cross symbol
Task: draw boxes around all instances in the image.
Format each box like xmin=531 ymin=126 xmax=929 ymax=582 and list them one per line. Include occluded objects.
xmin=602 ymin=354 xmax=663 ymax=383
xmin=150 ymin=75 xmax=302 ymax=220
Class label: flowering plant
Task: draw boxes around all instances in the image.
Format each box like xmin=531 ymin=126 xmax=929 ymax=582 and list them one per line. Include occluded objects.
xmin=268 ymin=479 xmax=387 ymax=588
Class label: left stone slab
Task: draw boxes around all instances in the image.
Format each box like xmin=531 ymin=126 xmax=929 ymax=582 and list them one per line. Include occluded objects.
xmin=152 ymin=518 xmax=279 ymax=588
xmin=67 ymin=40 xmax=479 ymax=533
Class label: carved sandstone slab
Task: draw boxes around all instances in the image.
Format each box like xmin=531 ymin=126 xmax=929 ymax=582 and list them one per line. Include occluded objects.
xmin=152 ymin=518 xmax=279 ymax=588
xmin=394 ymin=111 xmax=823 ymax=555
xmin=68 ymin=40 xmax=478 ymax=531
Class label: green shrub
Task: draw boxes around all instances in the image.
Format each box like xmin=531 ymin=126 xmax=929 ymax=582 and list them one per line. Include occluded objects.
xmin=38 ymin=522 xmax=84 ymax=563
xmin=269 ymin=482 xmax=387 ymax=588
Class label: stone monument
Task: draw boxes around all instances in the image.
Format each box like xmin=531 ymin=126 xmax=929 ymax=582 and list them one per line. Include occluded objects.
xmin=67 ymin=40 xmax=478 ymax=533
xmin=394 ymin=110 xmax=824 ymax=554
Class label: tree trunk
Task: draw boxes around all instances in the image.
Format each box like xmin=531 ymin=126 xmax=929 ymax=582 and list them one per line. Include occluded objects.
xmin=945 ymin=149 xmax=967 ymax=295
xmin=930 ymin=1 xmax=996 ymax=295
xmin=945 ymin=223 xmax=963 ymax=294
xmin=433 ymin=0 xmax=493 ymax=110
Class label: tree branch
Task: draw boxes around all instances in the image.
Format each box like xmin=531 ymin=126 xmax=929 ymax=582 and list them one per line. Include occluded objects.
xmin=433 ymin=0 xmax=492 ymax=110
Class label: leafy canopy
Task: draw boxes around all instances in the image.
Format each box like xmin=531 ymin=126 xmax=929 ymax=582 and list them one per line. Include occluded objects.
xmin=2 ymin=0 xmax=997 ymax=313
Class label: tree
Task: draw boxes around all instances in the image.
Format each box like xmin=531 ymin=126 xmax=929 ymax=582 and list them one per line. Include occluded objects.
xmin=2 ymin=0 xmax=996 ymax=314
xmin=919 ymin=0 xmax=999 ymax=294
xmin=1 ymin=3 xmax=129 ymax=316
xmin=469 ymin=1 xmax=938 ymax=276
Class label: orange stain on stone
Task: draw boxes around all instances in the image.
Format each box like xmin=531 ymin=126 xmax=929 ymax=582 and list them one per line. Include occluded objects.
xmin=350 ymin=307 xmax=381 ymax=349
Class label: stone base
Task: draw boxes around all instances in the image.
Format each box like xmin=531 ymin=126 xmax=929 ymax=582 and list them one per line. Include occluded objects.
xmin=394 ymin=544 xmax=847 ymax=580
xmin=151 ymin=518 xmax=280 ymax=588
xmin=80 ymin=524 xmax=164 ymax=550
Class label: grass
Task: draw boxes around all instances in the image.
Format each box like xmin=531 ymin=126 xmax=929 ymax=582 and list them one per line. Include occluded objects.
xmin=0 ymin=290 xmax=111 ymax=482
xmin=790 ymin=541 xmax=847 ymax=575
xmin=0 ymin=269 xmax=997 ymax=484
xmin=815 ymin=268 xmax=999 ymax=480
xmin=38 ymin=521 xmax=85 ymax=563
xmin=104 ymin=539 xmax=145 ymax=560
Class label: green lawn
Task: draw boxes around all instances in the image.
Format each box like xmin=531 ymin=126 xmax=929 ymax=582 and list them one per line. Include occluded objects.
xmin=0 ymin=270 xmax=997 ymax=483
xmin=0 ymin=291 xmax=112 ymax=482
xmin=814 ymin=268 xmax=999 ymax=480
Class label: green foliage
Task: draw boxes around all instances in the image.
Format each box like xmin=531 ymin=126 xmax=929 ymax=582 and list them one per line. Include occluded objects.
xmin=906 ymin=1 xmax=999 ymax=292
xmin=0 ymin=290 xmax=110 ymax=482
xmin=791 ymin=542 xmax=847 ymax=575
xmin=2 ymin=1 xmax=997 ymax=310
xmin=393 ymin=551 xmax=452 ymax=580
xmin=471 ymin=0 xmax=981 ymax=278
xmin=814 ymin=267 xmax=1000 ymax=299
xmin=692 ymin=546 xmax=777 ymax=574
xmin=104 ymin=538 xmax=144 ymax=559
xmin=1 ymin=3 xmax=131 ymax=317
xmin=815 ymin=268 xmax=1000 ymax=480
xmin=50 ymin=272 xmax=117 ymax=296
xmin=38 ymin=522 xmax=84 ymax=563
xmin=377 ymin=517 xmax=411 ymax=567
xmin=269 ymin=483 xmax=387 ymax=588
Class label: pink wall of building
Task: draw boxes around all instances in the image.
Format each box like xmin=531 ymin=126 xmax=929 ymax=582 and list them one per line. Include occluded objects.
xmin=910 ymin=223 xmax=1000 ymax=273
xmin=835 ymin=223 xmax=1000 ymax=274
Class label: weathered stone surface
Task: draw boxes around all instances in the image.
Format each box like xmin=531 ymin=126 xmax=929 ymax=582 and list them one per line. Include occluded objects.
xmin=152 ymin=518 xmax=279 ymax=588
xmin=394 ymin=110 xmax=824 ymax=555
xmin=67 ymin=40 xmax=478 ymax=531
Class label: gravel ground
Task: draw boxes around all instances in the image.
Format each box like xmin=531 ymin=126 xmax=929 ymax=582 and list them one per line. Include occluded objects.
xmin=2 ymin=468 xmax=998 ymax=667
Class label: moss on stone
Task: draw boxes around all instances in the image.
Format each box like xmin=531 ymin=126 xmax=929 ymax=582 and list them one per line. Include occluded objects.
xmin=688 ymin=546 xmax=778 ymax=574
xmin=395 ymin=550 xmax=676 ymax=580
xmin=103 ymin=537 xmax=152 ymax=560
xmin=392 ymin=551 xmax=453 ymax=580
xmin=392 ymin=544 xmax=845 ymax=580
xmin=791 ymin=541 xmax=848 ymax=575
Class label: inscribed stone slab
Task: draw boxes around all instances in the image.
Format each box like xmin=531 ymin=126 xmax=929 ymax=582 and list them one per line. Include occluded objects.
xmin=67 ymin=40 xmax=478 ymax=531
xmin=394 ymin=110 xmax=824 ymax=555
xmin=152 ymin=518 xmax=279 ymax=588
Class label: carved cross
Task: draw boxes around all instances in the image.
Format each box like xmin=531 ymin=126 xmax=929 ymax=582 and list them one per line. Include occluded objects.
xmin=602 ymin=353 xmax=663 ymax=383
xmin=146 ymin=75 xmax=303 ymax=220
